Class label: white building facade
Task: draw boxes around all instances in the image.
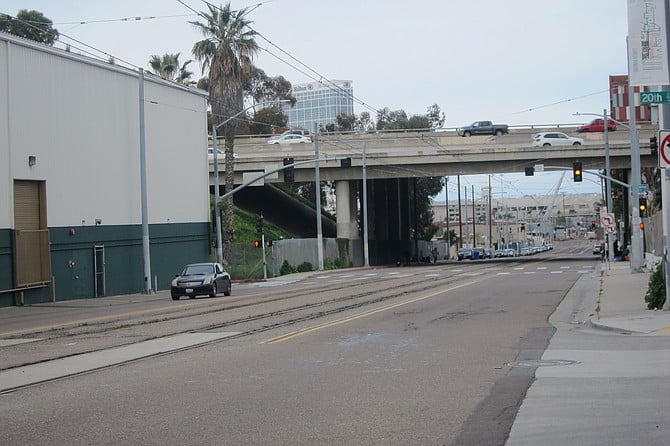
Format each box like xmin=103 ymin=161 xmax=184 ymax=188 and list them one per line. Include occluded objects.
xmin=0 ymin=33 xmax=210 ymax=306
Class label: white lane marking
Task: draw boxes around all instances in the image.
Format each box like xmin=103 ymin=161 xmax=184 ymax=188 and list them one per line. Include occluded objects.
xmin=560 ymin=266 xmax=570 ymax=269
xmin=497 ymin=272 xmax=511 ymax=275
xmin=0 ymin=332 xmax=240 ymax=392
xmin=551 ymin=271 xmax=563 ymax=274
xmin=513 ymin=267 xmax=524 ymax=270
xmin=537 ymin=267 xmax=547 ymax=270
xmin=425 ymin=274 xmax=440 ymax=277
xmin=366 ymin=273 xmax=379 ymax=276
xmin=523 ymin=272 xmax=537 ymax=274
xmin=0 ymin=338 xmax=44 ymax=347
xmin=451 ymin=269 xmax=463 ymax=272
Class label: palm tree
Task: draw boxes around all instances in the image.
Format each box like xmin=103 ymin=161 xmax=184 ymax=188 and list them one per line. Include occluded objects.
xmin=148 ymin=53 xmax=195 ymax=85
xmin=191 ymin=2 xmax=259 ymax=249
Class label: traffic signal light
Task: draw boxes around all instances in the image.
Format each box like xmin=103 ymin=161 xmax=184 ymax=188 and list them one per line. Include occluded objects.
xmin=524 ymin=166 xmax=534 ymax=176
xmin=283 ymin=157 xmax=294 ymax=183
xmin=256 ymin=214 xmax=264 ymax=234
xmin=640 ymin=222 xmax=645 ymax=231
xmin=591 ymin=220 xmax=596 ymax=229
xmin=253 ymin=240 xmax=261 ymax=248
xmin=650 ymin=136 xmax=658 ymax=154
xmin=572 ymin=161 xmax=582 ymax=182
xmin=341 ymin=157 xmax=352 ymax=168
xmin=638 ymin=196 xmax=647 ymax=217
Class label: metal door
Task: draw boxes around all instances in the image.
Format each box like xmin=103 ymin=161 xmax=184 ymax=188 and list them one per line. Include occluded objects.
xmin=93 ymin=245 xmax=106 ymax=297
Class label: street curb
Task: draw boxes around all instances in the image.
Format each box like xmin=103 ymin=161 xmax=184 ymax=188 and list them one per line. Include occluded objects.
xmin=584 ymin=318 xmax=636 ymax=335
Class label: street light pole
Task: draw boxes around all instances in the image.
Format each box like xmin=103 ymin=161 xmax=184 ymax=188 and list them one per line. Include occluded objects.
xmin=604 ymin=109 xmax=614 ymax=265
xmin=212 ymin=100 xmax=288 ymax=265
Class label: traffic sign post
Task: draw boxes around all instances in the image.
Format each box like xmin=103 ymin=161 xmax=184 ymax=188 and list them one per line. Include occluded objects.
xmin=641 ymin=91 xmax=670 ymax=104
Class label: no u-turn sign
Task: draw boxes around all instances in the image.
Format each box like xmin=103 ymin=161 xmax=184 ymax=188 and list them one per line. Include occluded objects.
xmin=659 ymin=130 xmax=670 ymax=168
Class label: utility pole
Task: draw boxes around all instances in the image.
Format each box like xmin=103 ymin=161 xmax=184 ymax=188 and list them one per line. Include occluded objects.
xmin=138 ymin=68 xmax=152 ymax=294
xmin=604 ymin=108 xmax=614 ymax=267
xmin=465 ymin=186 xmax=470 ymax=247
xmin=457 ymin=175 xmax=463 ymax=248
xmin=445 ymin=176 xmax=450 ymax=259
xmin=314 ymin=123 xmax=324 ymax=271
xmin=488 ymin=175 xmax=493 ymax=249
xmin=472 ymin=185 xmax=476 ymax=246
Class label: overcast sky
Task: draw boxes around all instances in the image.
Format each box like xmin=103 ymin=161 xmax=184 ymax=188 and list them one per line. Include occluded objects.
xmin=4 ymin=0 xmax=627 ymax=198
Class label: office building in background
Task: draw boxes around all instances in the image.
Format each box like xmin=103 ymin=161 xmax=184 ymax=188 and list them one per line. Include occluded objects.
xmin=284 ymin=80 xmax=354 ymax=131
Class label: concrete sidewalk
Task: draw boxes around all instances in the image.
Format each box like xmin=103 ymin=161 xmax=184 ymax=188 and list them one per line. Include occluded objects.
xmin=506 ymin=261 xmax=670 ymax=446
xmin=590 ymin=262 xmax=670 ymax=335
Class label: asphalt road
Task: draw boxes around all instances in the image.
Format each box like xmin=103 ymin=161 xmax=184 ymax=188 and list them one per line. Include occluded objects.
xmin=0 ymin=245 xmax=600 ymax=445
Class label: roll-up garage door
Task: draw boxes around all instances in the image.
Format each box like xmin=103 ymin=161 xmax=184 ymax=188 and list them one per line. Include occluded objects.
xmin=13 ymin=180 xmax=51 ymax=285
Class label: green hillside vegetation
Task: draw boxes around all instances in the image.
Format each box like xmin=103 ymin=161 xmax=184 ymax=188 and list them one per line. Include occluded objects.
xmin=232 ymin=206 xmax=295 ymax=243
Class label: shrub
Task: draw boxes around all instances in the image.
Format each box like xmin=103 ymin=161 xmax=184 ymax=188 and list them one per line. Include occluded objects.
xmin=645 ymin=262 xmax=666 ymax=310
xmin=324 ymin=259 xmax=343 ymax=270
xmin=280 ymin=260 xmax=296 ymax=276
xmin=296 ymin=262 xmax=313 ymax=272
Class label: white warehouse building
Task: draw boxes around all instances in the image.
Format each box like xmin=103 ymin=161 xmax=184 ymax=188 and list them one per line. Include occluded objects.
xmin=0 ymin=32 xmax=210 ymax=306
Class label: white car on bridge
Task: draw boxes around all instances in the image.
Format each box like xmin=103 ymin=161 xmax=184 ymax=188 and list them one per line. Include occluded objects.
xmin=267 ymin=133 xmax=312 ymax=145
xmin=532 ymin=132 xmax=583 ymax=147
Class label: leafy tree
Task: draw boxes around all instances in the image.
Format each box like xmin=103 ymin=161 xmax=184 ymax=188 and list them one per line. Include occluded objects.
xmin=244 ymin=66 xmax=295 ymax=105
xmin=356 ymin=111 xmax=373 ymax=132
xmin=0 ymin=9 xmax=58 ymax=45
xmin=376 ymin=105 xmax=445 ymax=131
xmin=414 ymin=177 xmax=445 ymax=240
xmin=336 ymin=113 xmax=356 ymax=131
xmin=426 ymin=103 xmax=446 ymax=129
xmin=444 ymin=229 xmax=457 ymax=244
xmin=248 ymin=105 xmax=287 ymax=134
xmin=191 ymin=2 xmax=260 ymax=245
xmin=408 ymin=115 xmax=431 ymax=129
xmin=148 ymin=53 xmax=195 ymax=85
xmin=376 ymin=108 xmax=409 ymax=130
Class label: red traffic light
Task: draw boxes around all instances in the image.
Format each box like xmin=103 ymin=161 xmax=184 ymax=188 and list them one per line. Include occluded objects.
xmin=253 ymin=240 xmax=261 ymax=248
xmin=640 ymin=222 xmax=645 ymax=231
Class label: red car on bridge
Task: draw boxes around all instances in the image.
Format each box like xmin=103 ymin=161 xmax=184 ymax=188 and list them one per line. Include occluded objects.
xmin=576 ymin=118 xmax=617 ymax=133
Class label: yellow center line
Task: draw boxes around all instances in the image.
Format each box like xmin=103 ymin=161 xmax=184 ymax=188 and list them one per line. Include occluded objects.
xmin=261 ymin=274 xmax=493 ymax=344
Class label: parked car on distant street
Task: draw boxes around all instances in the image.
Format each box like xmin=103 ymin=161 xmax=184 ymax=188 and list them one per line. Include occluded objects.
xmin=577 ymin=118 xmax=617 ymax=133
xmin=503 ymin=248 xmax=518 ymax=257
xmin=532 ymin=132 xmax=583 ymax=147
xmin=457 ymin=248 xmax=472 ymax=261
xmin=171 ymin=262 xmax=231 ymax=300
xmin=593 ymin=244 xmax=603 ymax=255
xmin=267 ymin=133 xmax=312 ymax=145
xmin=471 ymin=247 xmax=487 ymax=260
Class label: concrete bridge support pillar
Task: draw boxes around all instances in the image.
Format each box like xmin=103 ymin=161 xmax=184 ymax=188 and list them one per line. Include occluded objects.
xmin=335 ymin=180 xmax=360 ymax=240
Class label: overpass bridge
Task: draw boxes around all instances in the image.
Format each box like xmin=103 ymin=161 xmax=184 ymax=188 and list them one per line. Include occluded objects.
xmin=210 ymin=125 xmax=658 ymax=265
xmin=211 ymin=125 xmax=658 ymax=184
